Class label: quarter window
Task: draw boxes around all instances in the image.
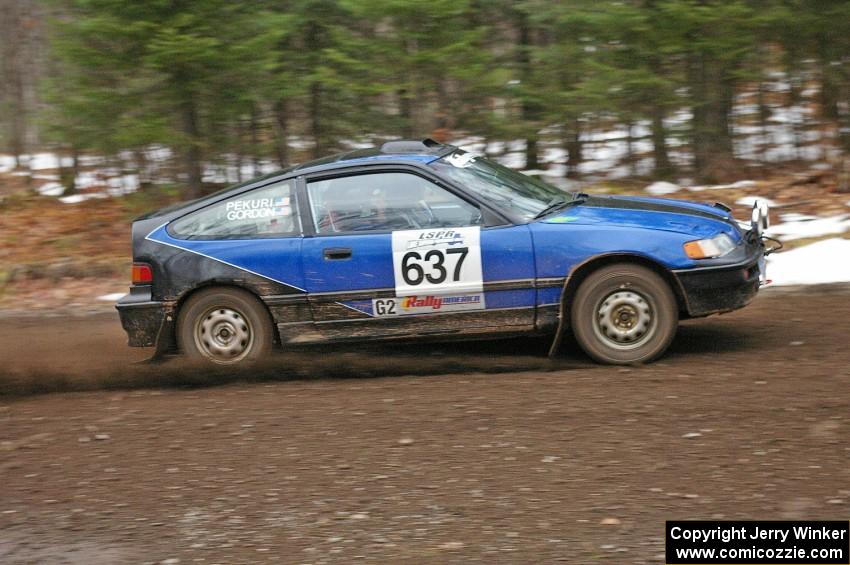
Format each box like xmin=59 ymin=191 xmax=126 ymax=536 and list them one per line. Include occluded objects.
xmin=307 ymin=172 xmax=482 ymax=234
xmin=170 ymin=180 xmax=299 ymax=239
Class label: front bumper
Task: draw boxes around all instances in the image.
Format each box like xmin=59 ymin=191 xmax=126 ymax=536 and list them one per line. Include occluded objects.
xmin=115 ymin=286 xmax=174 ymax=348
xmin=673 ymin=243 xmax=764 ymax=318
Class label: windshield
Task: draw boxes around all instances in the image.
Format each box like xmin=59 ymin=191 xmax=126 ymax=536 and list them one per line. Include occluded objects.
xmin=431 ymin=152 xmax=575 ymax=221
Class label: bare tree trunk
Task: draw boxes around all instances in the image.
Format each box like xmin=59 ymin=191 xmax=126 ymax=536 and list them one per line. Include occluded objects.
xmin=249 ymin=104 xmax=260 ymax=178
xmin=756 ymin=79 xmax=770 ymax=162
xmin=273 ymin=98 xmax=290 ymax=168
xmin=515 ymin=7 xmax=540 ymax=170
xmin=134 ymin=148 xmax=150 ymax=189
xmin=180 ymin=93 xmax=203 ymax=198
xmin=837 ymin=155 xmax=850 ymax=194
xmin=59 ymin=146 xmax=77 ymax=196
xmin=234 ymin=118 xmax=244 ymax=183
xmin=9 ymin=76 xmax=25 ymax=168
xmin=789 ymin=79 xmax=804 ymax=160
xmin=646 ymin=52 xmax=674 ymax=179
xmin=305 ymin=20 xmax=325 ymax=159
xmin=564 ymin=118 xmax=583 ymax=179
xmin=838 ymin=78 xmax=850 ymax=169
xmin=720 ymin=77 xmax=735 ymax=158
xmin=625 ymin=121 xmax=636 ymax=177
xmin=815 ymin=40 xmax=849 ymax=168
xmin=688 ymin=51 xmax=710 ymax=179
xmin=1 ymin=0 xmax=26 ymax=167
xmin=399 ymin=36 xmax=420 ymax=138
xmin=525 ymin=139 xmax=539 ymax=171
xmin=436 ymin=78 xmax=451 ymax=130
xmin=651 ymin=103 xmax=674 ymax=179
xmin=398 ymin=88 xmax=414 ymax=138
xmin=688 ymin=51 xmax=737 ymax=182
xmin=72 ymin=146 xmax=79 ymax=187
xmin=309 ymin=81 xmax=323 ymax=159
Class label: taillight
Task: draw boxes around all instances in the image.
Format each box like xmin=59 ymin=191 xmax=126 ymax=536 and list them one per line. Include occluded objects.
xmin=131 ymin=263 xmax=153 ymax=284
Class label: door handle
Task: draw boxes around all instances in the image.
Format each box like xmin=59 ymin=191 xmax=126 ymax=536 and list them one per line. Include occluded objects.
xmin=323 ymin=247 xmax=352 ymax=260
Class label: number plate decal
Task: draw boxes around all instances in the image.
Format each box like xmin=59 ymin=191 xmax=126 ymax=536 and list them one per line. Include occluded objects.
xmin=391 ymin=227 xmax=483 ymax=296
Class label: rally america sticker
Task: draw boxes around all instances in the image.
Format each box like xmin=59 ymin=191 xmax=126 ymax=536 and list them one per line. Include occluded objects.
xmin=391 ymin=227 xmax=483 ymax=297
xmin=371 ymin=294 xmax=485 ymax=317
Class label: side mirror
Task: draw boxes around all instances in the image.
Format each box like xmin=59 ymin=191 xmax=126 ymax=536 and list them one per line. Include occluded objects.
xmin=481 ymin=207 xmax=509 ymax=227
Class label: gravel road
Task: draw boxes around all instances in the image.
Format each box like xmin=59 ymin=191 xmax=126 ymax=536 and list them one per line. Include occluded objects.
xmin=1 ymin=285 xmax=849 ymax=563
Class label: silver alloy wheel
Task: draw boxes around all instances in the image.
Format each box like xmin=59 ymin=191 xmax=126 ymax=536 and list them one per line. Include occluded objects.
xmin=592 ymin=290 xmax=655 ymax=350
xmin=194 ymin=306 xmax=254 ymax=364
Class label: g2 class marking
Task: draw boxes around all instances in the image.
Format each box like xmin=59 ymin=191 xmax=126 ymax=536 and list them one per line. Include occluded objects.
xmin=372 ymin=293 xmax=485 ymax=317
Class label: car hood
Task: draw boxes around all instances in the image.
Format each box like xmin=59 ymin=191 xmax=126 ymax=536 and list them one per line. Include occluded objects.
xmin=542 ymin=194 xmax=737 ymax=238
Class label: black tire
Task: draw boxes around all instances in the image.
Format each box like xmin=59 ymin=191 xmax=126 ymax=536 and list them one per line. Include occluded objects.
xmin=570 ymin=264 xmax=678 ymax=364
xmin=177 ymin=287 xmax=274 ymax=366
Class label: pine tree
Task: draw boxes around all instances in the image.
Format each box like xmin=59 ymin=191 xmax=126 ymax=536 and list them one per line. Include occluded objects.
xmin=48 ymin=0 xmax=282 ymax=197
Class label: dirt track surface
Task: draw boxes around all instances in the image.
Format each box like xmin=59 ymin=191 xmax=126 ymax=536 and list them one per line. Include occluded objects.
xmin=1 ymin=286 xmax=849 ymax=563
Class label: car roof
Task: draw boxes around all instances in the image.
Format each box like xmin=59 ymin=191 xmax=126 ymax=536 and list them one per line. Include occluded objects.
xmin=134 ymin=140 xmax=457 ymax=222
xmin=286 ymin=149 xmax=435 ymax=176
xmin=285 ymin=139 xmax=455 ymax=176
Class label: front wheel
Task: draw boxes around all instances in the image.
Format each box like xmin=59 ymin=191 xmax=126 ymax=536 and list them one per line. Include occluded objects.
xmin=177 ymin=287 xmax=274 ymax=366
xmin=570 ymin=264 xmax=678 ymax=364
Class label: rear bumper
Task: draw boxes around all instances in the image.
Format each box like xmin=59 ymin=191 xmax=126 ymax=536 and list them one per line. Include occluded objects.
xmin=115 ymin=286 xmax=174 ymax=347
xmin=673 ymin=249 xmax=763 ymax=318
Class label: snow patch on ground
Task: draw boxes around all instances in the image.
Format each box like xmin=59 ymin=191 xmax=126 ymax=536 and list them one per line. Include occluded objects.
xmin=202 ymin=159 xmax=279 ymax=185
xmin=736 ymin=196 xmax=777 ymax=207
xmin=73 ymin=171 xmax=105 ymax=191
xmin=766 ymin=214 xmax=850 ymax=241
xmin=24 ymin=153 xmax=74 ymax=170
xmin=767 ymin=238 xmax=850 ymax=286
xmin=778 ymin=212 xmax=818 ymax=223
xmin=0 ymin=155 xmax=18 ymax=174
xmin=688 ymin=180 xmax=756 ymax=192
xmin=37 ymin=182 xmax=65 ymax=197
xmin=645 ymin=181 xmax=680 ymax=195
xmin=106 ymin=174 xmax=140 ymax=195
xmin=59 ymin=193 xmax=109 ymax=204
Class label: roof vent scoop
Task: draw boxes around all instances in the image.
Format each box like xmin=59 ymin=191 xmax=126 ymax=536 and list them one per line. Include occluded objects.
xmin=380 ymin=138 xmax=444 ymax=154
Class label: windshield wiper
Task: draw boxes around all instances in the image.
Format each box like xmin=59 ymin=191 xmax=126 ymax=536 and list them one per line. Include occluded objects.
xmin=533 ymin=197 xmax=568 ymax=220
xmin=533 ymin=193 xmax=587 ymax=220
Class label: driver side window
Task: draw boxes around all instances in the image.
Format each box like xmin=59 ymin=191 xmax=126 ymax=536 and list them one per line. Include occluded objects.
xmin=307 ymin=172 xmax=482 ymax=234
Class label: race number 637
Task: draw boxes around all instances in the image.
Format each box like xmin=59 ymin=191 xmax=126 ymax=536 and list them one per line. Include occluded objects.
xmin=401 ymin=247 xmax=468 ymax=285
xmin=392 ymin=227 xmax=483 ymax=296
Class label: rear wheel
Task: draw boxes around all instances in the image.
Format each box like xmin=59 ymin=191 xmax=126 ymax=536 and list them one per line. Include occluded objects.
xmin=570 ymin=264 xmax=678 ymax=364
xmin=178 ymin=287 xmax=273 ymax=366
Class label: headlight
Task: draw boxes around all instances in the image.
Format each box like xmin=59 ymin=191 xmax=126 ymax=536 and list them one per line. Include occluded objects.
xmin=683 ymin=233 xmax=736 ymax=259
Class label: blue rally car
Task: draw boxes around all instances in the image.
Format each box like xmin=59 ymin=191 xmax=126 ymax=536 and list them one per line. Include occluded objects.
xmin=117 ymin=139 xmax=770 ymax=366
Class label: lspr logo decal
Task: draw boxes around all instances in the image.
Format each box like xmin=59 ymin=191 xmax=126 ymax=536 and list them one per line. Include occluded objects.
xmin=403 ymin=230 xmax=465 ymax=250
xmin=391 ymin=227 xmax=483 ymax=297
